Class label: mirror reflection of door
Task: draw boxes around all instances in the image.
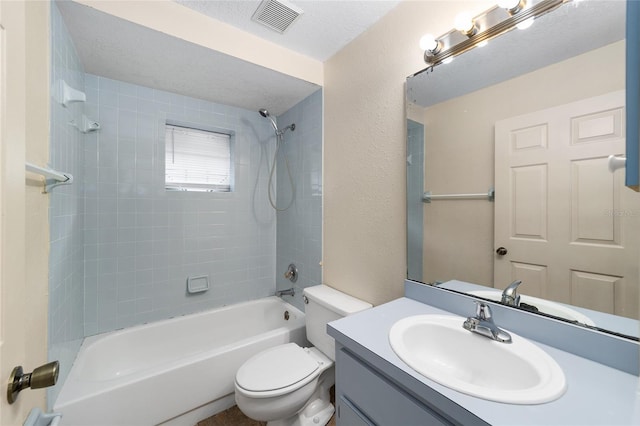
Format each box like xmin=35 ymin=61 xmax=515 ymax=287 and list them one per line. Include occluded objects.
xmin=495 ymin=91 xmax=639 ymax=319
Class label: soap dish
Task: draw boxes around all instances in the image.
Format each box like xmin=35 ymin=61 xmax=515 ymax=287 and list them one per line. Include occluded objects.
xmin=187 ymin=275 xmax=210 ymax=294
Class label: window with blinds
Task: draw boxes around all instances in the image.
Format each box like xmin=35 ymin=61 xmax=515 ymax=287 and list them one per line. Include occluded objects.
xmin=164 ymin=124 xmax=232 ymax=192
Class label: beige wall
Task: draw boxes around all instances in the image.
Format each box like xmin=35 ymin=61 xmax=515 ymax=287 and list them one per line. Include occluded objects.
xmin=0 ymin=0 xmax=50 ymax=423
xmin=419 ymin=41 xmax=625 ymax=287
xmin=323 ymin=1 xmax=493 ymax=305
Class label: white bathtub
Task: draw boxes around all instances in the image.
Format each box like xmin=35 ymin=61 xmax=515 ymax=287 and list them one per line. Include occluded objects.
xmin=54 ymin=297 xmax=306 ymax=425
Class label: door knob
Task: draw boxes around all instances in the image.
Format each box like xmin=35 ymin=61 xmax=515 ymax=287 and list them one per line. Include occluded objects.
xmin=496 ymin=247 xmax=508 ymax=256
xmin=7 ymin=361 xmax=59 ymax=404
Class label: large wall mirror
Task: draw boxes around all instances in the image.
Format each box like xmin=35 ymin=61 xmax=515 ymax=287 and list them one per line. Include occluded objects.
xmin=406 ymin=0 xmax=639 ymax=339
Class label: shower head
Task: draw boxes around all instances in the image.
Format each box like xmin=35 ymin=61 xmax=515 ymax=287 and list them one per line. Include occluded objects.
xmin=258 ymin=108 xmax=279 ymax=134
xmin=258 ymin=108 xmax=296 ymax=136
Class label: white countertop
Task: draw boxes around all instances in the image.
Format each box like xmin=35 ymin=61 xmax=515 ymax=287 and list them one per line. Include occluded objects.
xmin=328 ymin=297 xmax=640 ymax=426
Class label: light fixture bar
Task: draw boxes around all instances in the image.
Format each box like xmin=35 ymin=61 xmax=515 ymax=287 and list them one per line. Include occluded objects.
xmin=425 ymin=0 xmax=568 ymax=66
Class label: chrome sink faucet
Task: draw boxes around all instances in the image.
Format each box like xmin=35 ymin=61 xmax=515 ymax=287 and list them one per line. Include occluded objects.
xmin=501 ymin=280 xmax=523 ymax=307
xmin=463 ymin=302 xmax=512 ymax=343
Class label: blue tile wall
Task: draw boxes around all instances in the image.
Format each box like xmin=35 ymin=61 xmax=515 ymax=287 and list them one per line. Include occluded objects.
xmin=275 ymin=90 xmax=323 ymax=310
xmin=48 ymin=3 xmax=323 ymax=407
xmin=48 ymin=3 xmax=85 ymax=407
xmin=83 ymin=75 xmax=278 ymax=334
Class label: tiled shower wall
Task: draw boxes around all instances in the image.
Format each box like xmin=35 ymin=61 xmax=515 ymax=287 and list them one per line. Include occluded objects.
xmin=50 ymin=2 xmax=323 ymax=405
xmin=48 ymin=3 xmax=85 ymax=405
xmin=275 ymin=90 xmax=323 ymax=311
xmin=83 ymin=75 xmax=279 ymax=335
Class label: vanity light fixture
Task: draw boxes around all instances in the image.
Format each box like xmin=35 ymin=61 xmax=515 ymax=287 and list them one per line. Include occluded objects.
xmin=422 ymin=0 xmax=568 ymax=66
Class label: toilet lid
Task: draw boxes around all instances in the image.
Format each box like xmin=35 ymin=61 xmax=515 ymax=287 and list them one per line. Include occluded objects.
xmin=236 ymin=343 xmax=319 ymax=392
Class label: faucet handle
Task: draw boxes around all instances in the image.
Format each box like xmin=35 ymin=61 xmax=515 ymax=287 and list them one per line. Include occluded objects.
xmin=284 ymin=264 xmax=298 ymax=283
xmin=474 ymin=301 xmax=492 ymax=320
xmin=501 ymin=280 xmax=523 ymax=306
xmin=509 ymin=279 xmax=523 ymax=290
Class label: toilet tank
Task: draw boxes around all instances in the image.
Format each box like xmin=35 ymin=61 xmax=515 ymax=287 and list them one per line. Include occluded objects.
xmin=303 ymin=285 xmax=372 ymax=361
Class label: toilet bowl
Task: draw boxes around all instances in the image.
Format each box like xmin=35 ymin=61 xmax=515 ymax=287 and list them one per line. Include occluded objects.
xmin=235 ymin=344 xmax=334 ymax=425
xmin=234 ymin=285 xmax=372 ymax=426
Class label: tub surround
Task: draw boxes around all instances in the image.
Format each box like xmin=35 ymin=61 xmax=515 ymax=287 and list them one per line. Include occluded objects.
xmin=275 ymin=89 xmax=323 ymax=312
xmin=83 ymin=74 xmax=279 ymax=335
xmin=49 ymin=3 xmax=87 ymax=407
xmin=328 ymin=282 xmax=640 ymax=425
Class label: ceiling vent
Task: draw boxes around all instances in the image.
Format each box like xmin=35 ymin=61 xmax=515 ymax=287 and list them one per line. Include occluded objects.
xmin=251 ymin=0 xmax=303 ymax=34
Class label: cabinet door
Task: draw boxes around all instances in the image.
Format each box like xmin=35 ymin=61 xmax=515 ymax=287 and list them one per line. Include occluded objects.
xmin=336 ymin=348 xmax=452 ymax=426
xmin=336 ymin=396 xmax=373 ymax=426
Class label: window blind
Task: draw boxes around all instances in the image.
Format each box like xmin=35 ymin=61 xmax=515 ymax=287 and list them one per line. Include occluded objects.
xmin=165 ymin=124 xmax=231 ymax=192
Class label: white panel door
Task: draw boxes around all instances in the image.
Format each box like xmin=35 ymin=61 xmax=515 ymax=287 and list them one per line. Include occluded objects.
xmin=495 ymin=91 xmax=639 ymax=319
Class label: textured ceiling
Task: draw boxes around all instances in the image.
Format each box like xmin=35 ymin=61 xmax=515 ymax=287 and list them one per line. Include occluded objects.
xmin=57 ymin=1 xmax=322 ymax=115
xmin=175 ymin=0 xmax=402 ymax=61
xmin=408 ymin=0 xmax=626 ymax=107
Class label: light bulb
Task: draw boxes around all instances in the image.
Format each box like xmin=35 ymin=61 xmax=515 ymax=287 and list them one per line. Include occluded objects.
xmin=454 ymin=12 xmax=475 ymax=34
xmin=499 ymin=0 xmax=526 ymax=15
xmin=419 ymin=34 xmax=439 ymax=52
xmin=497 ymin=0 xmax=522 ymax=10
xmin=477 ymin=40 xmax=489 ymax=48
xmin=442 ymin=57 xmax=454 ymax=65
xmin=516 ymin=17 xmax=534 ymax=30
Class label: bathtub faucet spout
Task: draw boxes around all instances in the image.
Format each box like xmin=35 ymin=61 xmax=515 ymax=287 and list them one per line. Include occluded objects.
xmin=276 ymin=288 xmax=295 ymax=297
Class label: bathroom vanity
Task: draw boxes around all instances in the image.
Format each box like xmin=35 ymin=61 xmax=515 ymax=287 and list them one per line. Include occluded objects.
xmin=328 ymin=281 xmax=640 ymax=425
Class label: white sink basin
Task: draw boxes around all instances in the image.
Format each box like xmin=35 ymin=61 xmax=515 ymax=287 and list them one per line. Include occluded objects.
xmin=389 ymin=315 xmax=566 ymax=404
xmin=468 ymin=290 xmax=595 ymax=326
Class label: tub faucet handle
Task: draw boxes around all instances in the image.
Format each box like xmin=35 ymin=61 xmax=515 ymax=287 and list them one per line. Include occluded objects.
xmin=284 ymin=264 xmax=298 ymax=283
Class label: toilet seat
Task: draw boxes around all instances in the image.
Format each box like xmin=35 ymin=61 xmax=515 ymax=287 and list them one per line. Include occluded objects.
xmin=235 ymin=343 xmax=321 ymax=398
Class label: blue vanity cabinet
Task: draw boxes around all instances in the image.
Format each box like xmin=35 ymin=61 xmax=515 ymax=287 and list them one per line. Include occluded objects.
xmin=334 ymin=344 xmax=487 ymax=426
xmin=626 ymin=0 xmax=640 ymax=190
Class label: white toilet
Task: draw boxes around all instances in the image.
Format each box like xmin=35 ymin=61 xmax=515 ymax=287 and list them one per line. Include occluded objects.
xmin=234 ymin=285 xmax=372 ymax=426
